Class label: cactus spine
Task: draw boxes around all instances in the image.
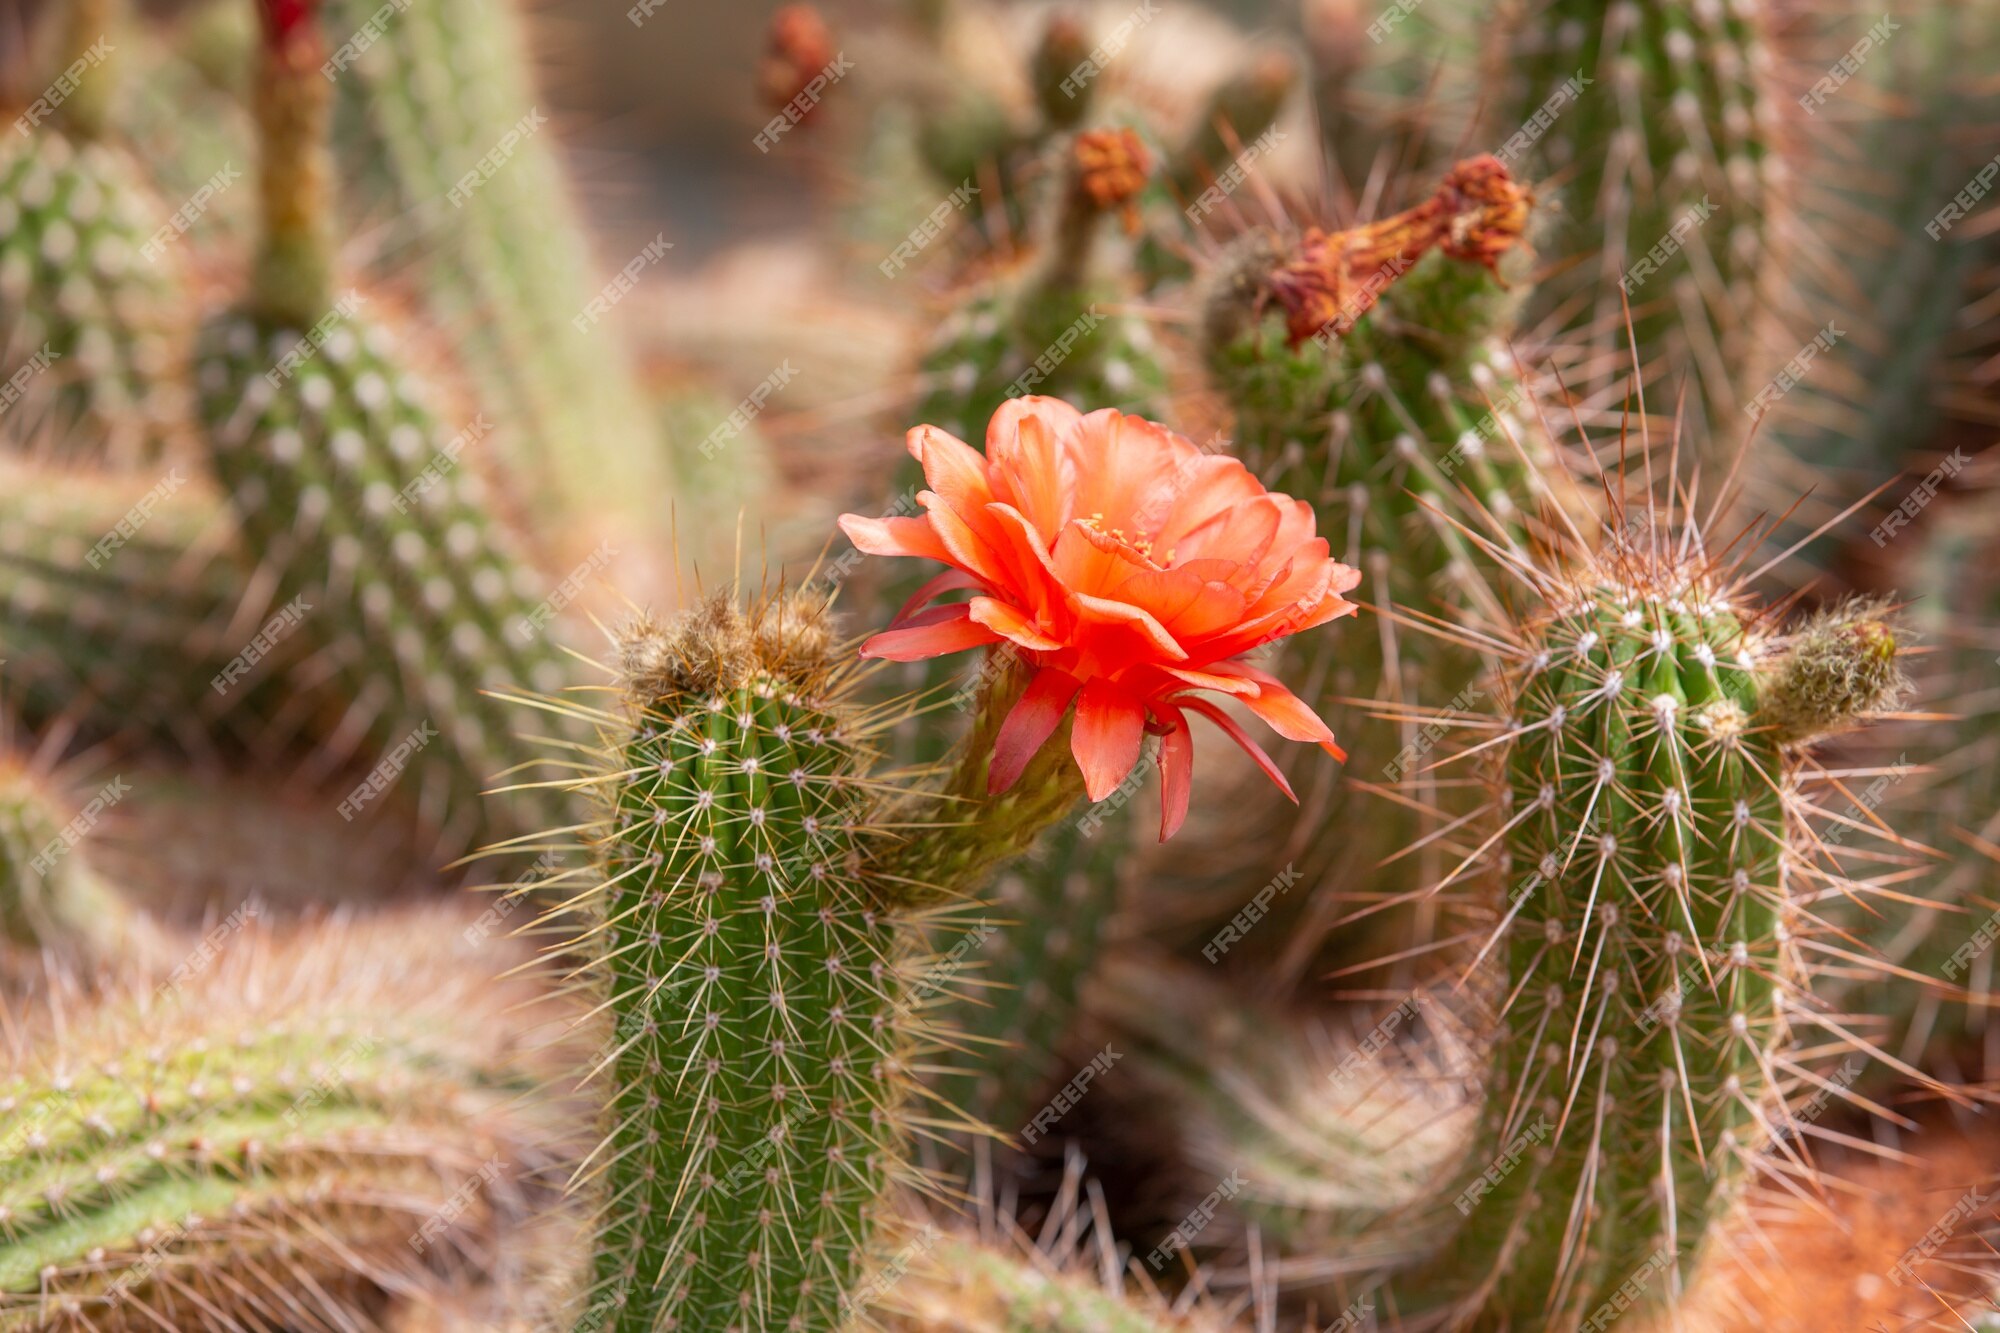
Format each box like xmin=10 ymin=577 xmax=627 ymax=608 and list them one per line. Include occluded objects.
xmin=1397 ymin=505 xmax=1906 ymax=1327
xmin=564 ymin=595 xmax=913 ymax=1332
xmin=196 ymin=0 xmax=578 ymax=854
xmin=0 ymin=906 xmax=569 ymax=1331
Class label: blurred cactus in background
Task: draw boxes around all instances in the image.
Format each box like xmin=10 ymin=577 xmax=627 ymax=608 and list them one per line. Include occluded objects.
xmin=1 ymin=0 xmax=1998 ymax=1328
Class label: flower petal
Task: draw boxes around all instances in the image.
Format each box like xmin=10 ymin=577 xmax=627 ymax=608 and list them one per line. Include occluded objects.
xmin=1069 ymin=590 xmax=1189 ymax=663
xmin=1066 ymin=409 xmax=1204 ymax=532
xmin=839 ymin=512 xmax=951 ymax=563
xmin=858 ymin=605 xmax=1002 ymax=661
xmin=1158 ymin=665 xmax=1258 ymax=696
xmin=1207 ymin=662 xmax=1348 ymax=758
xmin=1071 ymin=678 xmax=1147 ymax=802
xmin=989 ymin=403 xmax=1080 ymax=537
xmin=989 ymin=668 xmax=1083 ymax=794
xmin=983 ymin=502 xmax=1069 ymax=625
xmin=1113 ymin=567 xmax=1249 ymax=640
xmin=1180 ymin=696 xmax=1297 ymax=803
xmin=1155 ymin=704 xmax=1193 ymax=841
xmin=906 ymin=424 xmax=995 ymax=515
xmin=923 ymin=491 xmax=1015 ymax=588
xmin=894 ymin=568 xmax=982 ymax=625
xmin=967 ymin=596 xmax=1065 ymax=652
xmin=987 ymin=395 xmax=1085 ymax=457
xmin=1053 ymin=518 xmax=1153 ymax=598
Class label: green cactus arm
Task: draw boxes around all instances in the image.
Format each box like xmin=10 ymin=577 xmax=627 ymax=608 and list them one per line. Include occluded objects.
xmin=1392 ymin=512 xmax=1909 ymax=1327
xmin=556 ymin=595 xmax=915 ymax=1332
xmin=196 ymin=1 xmax=583 ymax=857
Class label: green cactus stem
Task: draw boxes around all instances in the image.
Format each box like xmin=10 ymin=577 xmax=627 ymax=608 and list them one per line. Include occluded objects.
xmin=558 ymin=594 xmax=915 ymax=1333
xmin=1395 ymin=506 xmax=1907 ymax=1327
xmin=914 ymin=128 xmax=1168 ymax=447
xmin=1479 ymin=0 xmax=1785 ymax=452
xmin=0 ymin=0 xmax=187 ymax=468
xmin=324 ymin=0 xmax=670 ymax=561
xmin=0 ymin=904 xmax=571 ymax=1331
xmin=195 ymin=0 xmax=580 ymax=856
xmin=1198 ymin=155 xmax=1564 ymax=986
xmin=865 ymin=650 xmax=1094 ymax=909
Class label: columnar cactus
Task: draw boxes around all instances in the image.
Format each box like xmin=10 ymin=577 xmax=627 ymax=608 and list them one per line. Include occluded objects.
xmin=0 ymin=0 xmax=188 ymax=466
xmin=0 ymin=905 xmax=572 ymax=1331
xmin=1396 ymin=502 xmax=1906 ymax=1327
xmin=1759 ymin=0 xmax=1999 ymax=521
xmin=323 ymin=0 xmax=670 ymax=561
xmin=196 ymin=0 xmax=579 ymax=855
xmin=914 ymin=128 xmax=1167 ymax=447
xmin=1200 ymin=156 xmax=1564 ymax=982
xmin=559 ymin=593 xmax=918 ymax=1333
xmin=1479 ymin=0 xmax=1785 ymax=448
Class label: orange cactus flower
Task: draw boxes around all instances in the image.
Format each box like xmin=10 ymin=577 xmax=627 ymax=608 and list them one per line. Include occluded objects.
xmin=840 ymin=398 xmax=1361 ymax=840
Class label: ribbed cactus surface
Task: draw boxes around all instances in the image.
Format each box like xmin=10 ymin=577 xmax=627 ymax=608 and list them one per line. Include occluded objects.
xmin=195 ymin=307 xmax=578 ymax=851
xmin=0 ymin=457 xmax=328 ymax=757
xmin=0 ymin=907 xmax=567 ymax=1332
xmin=569 ymin=596 xmax=908 ymax=1332
xmin=323 ymin=0 xmax=668 ymax=558
xmin=0 ymin=132 xmax=184 ymax=466
xmin=1483 ymin=0 xmax=1782 ymax=446
xmin=1404 ymin=522 xmax=1904 ymax=1327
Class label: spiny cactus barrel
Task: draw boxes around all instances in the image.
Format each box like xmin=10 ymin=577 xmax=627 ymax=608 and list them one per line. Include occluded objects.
xmin=0 ymin=132 xmax=184 ymax=466
xmin=194 ymin=308 xmax=577 ymax=850
xmin=1410 ymin=546 xmax=1903 ymax=1326
xmin=574 ymin=599 xmax=906 ymax=1332
xmin=0 ymin=907 xmax=562 ymax=1331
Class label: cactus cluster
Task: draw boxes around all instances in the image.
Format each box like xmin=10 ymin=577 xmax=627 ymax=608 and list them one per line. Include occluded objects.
xmin=2 ymin=0 xmax=1997 ymax=1329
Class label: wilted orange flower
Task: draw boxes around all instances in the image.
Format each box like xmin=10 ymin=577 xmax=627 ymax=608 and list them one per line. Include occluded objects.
xmin=840 ymin=398 xmax=1360 ymax=839
xmin=1264 ymin=153 xmax=1531 ymax=347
